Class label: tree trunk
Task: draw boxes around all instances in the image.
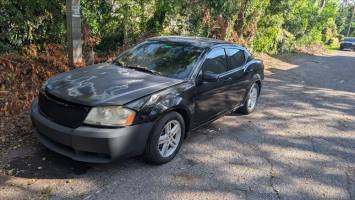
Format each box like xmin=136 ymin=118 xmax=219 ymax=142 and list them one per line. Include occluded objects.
xmin=347 ymin=6 xmax=355 ymax=37
xmin=320 ymin=0 xmax=326 ymax=9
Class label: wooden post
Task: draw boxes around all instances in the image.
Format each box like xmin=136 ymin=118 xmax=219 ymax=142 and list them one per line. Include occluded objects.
xmin=66 ymin=0 xmax=83 ymax=66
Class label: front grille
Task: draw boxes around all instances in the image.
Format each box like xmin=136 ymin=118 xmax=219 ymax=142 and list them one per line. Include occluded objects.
xmin=38 ymin=91 xmax=90 ymax=128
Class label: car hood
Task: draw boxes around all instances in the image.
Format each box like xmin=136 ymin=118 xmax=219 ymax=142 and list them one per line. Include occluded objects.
xmin=44 ymin=63 xmax=184 ymax=106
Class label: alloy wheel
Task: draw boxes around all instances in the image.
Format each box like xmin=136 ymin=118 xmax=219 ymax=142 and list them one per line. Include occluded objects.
xmin=158 ymin=120 xmax=182 ymax=158
xmin=247 ymin=85 xmax=258 ymax=110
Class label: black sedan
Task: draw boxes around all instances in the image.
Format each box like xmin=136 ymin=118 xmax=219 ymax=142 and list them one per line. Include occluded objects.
xmin=340 ymin=37 xmax=355 ymax=51
xmin=31 ymin=36 xmax=264 ymax=164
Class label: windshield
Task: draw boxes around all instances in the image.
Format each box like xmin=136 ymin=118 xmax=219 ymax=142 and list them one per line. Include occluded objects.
xmin=344 ymin=38 xmax=355 ymax=42
xmin=113 ymin=41 xmax=204 ymax=79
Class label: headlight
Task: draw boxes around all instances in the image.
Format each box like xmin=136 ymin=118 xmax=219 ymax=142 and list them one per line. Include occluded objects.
xmin=84 ymin=106 xmax=136 ymax=127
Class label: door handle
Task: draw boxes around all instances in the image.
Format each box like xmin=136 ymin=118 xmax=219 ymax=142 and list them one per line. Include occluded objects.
xmin=224 ymin=77 xmax=232 ymax=82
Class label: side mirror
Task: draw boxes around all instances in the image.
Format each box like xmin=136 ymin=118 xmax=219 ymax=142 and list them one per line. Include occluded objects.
xmin=202 ymin=71 xmax=219 ymax=82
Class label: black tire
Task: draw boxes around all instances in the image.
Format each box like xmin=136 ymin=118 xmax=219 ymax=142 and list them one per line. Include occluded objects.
xmin=143 ymin=112 xmax=185 ymax=165
xmin=238 ymin=83 xmax=260 ymax=115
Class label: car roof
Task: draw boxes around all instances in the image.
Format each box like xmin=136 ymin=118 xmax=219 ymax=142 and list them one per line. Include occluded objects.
xmin=147 ymin=36 xmax=238 ymax=49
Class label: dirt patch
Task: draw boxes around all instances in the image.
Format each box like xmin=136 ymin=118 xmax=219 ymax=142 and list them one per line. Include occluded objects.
xmin=293 ymin=43 xmax=329 ymax=56
xmin=0 ymin=112 xmax=35 ymax=162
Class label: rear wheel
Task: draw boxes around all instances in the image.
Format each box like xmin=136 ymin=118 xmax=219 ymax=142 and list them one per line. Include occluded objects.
xmin=238 ymin=83 xmax=260 ymax=115
xmin=144 ymin=112 xmax=185 ymax=164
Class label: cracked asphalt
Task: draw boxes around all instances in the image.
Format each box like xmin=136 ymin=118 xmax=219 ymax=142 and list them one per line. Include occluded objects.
xmin=1 ymin=50 xmax=354 ymax=200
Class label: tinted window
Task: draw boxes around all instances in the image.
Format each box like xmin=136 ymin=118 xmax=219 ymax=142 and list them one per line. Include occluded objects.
xmin=344 ymin=38 xmax=355 ymax=42
xmin=114 ymin=41 xmax=203 ymax=79
xmin=201 ymin=49 xmax=227 ymax=74
xmin=245 ymin=50 xmax=253 ymax=62
xmin=226 ymin=48 xmax=245 ymax=69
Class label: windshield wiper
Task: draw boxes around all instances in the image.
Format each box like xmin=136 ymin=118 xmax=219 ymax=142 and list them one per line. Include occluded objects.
xmin=125 ymin=66 xmax=161 ymax=76
xmin=112 ymin=59 xmax=124 ymax=66
xmin=112 ymin=60 xmax=161 ymax=76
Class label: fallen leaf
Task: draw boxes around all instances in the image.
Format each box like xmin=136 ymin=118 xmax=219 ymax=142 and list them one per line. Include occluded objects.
xmin=270 ymin=171 xmax=277 ymax=177
xmin=7 ymin=169 xmax=14 ymax=175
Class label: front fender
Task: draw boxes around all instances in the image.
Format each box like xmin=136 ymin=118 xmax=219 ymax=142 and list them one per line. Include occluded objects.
xmin=125 ymin=82 xmax=194 ymax=125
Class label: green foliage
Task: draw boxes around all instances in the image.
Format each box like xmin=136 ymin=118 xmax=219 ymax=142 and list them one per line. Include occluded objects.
xmin=253 ymin=0 xmax=341 ymax=53
xmin=95 ymin=32 xmax=124 ymax=52
xmin=336 ymin=4 xmax=355 ymax=37
xmin=0 ymin=0 xmax=347 ymax=54
xmin=252 ymin=14 xmax=284 ymax=53
xmin=0 ymin=0 xmax=65 ymax=52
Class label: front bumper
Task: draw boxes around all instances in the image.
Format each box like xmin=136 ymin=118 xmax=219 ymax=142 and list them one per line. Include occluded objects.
xmin=30 ymin=98 xmax=153 ymax=163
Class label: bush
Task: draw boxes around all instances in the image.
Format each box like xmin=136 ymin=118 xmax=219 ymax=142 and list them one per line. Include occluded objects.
xmin=328 ymin=37 xmax=340 ymax=48
xmin=252 ymin=14 xmax=283 ymax=53
xmin=0 ymin=0 xmax=65 ymax=52
xmin=95 ymin=31 xmax=124 ymax=53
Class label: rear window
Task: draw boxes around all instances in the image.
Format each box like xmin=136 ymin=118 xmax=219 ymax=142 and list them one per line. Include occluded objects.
xmin=226 ymin=48 xmax=245 ymax=69
xmin=344 ymin=38 xmax=355 ymax=42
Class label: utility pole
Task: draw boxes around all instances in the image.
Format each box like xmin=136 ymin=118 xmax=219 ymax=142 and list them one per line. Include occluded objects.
xmin=66 ymin=0 xmax=83 ymax=66
xmin=319 ymin=0 xmax=326 ymax=10
xmin=347 ymin=5 xmax=355 ymax=37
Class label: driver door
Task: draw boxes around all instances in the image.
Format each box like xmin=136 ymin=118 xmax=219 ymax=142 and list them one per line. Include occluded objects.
xmin=193 ymin=48 xmax=229 ymax=126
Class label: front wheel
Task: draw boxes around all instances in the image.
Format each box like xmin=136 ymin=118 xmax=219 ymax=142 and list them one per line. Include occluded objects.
xmin=143 ymin=112 xmax=185 ymax=164
xmin=238 ymin=83 xmax=260 ymax=115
